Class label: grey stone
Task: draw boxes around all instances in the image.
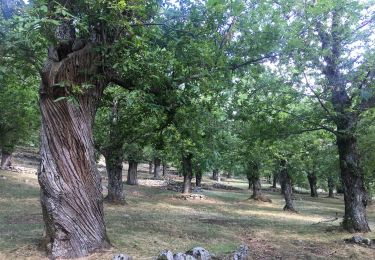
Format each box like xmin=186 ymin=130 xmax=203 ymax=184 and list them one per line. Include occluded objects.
xmin=112 ymin=253 xmax=133 ymax=260
xmin=186 ymin=247 xmax=212 ymax=260
xmin=156 ymin=250 xmax=174 ymax=260
xmin=174 ymin=252 xmax=197 ymax=260
xmin=351 ymin=235 xmax=363 ymax=244
xmin=233 ymin=245 xmax=250 ymax=260
xmin=362 ymin=238 xmax=371 ymax=246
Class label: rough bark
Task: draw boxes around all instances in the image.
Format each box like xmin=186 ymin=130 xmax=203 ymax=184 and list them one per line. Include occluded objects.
xmin=126 ymin=160 xmax=138 ymax=185
xmin=148 ymin=161 xmax=153 ymax=175
xmin=328 ymin=176 xmax=335 ymax=198
xmin=307 ymin=172 xmax=318 ymax=197
xmin=251 ymin=176 xmax=262 ymax=199
xmin=337 ymin=134 xmax=370 ymax=232
xmin=182 ymin=154 xmax=193 ymax=194
xmin=0 ymin=151 xmax=12 ymax=169
xmin=38 ymin=40 xmax=109 ymax=257
xmin=212 ymin=169 xmax=220 ymax=181
xmin=196 ymin=169 xmax=202 ymax=187
xmin=162 ymin=162 xmax=167 ymax=176
xmin=279 ymin=160 xmax=296 ymax=212
xmin=153 ymin=157 xmax=161 ymax=178
xmin=104 ymin=150 xmax=124 ymax=203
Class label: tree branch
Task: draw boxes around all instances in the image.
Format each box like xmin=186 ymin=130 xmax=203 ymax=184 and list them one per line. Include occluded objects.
xmin=230 ymin=53 xmax=278 ymax=70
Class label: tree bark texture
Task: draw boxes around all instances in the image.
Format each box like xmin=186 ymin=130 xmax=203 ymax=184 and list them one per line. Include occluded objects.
xmin=307 ymin=172 xmax=318 ymax=197
xmin=182 ymin=154 xmax=193 ymax=194
xmin=251 ymin=176 xmax=262 ymax=199
xmin=104 ymin=150 xmax=124 ymax=203
xmin=0 ymin=151 xmax=12 ymax=169
xmin=212 ymin=169 xmax=220 ymax=181
xmin=279 ymin=160 xmax=296 ymax=212
xmin=126 ymin=160 xmax=138 ymax=185
xmin=162 ymin=162 xmax=166 ymax=176
xmin=38 ymin=42 xmax=109 ymax=258
xmin=153 ymin=157 xmax=161 ymax=178
xmin=328 ymin=176 xmax=335 ymax=198
xmin=337 ymin=134 xmax=370 ymax=232
xmin=196 ymin=169 xmax=202 ymax=187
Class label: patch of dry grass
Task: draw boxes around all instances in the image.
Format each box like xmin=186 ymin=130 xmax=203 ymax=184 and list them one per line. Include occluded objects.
xmin=0 ymin=169 xmax=374 ymax=259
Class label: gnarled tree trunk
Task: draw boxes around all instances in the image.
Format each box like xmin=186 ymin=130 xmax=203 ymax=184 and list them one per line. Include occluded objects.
xmin=38 ymin=41 xmax=109 ymax=258
xmin=126 ymin=160 xmax=138 ymax=185
xmin=0 ymin=151 xmax=12 ymax=169
xmin=337 ymin=133 xmax=370 ymax=232
xmin=153 ymin=157 xmax=161 ymax=178
xmin=182 ymin=153 xmax=193 ymax=194
xmin=251 ymin=176 xmax=262 ymax=199
xmin=307 ymin=172 xmax=318 ymax=197
xmin=104 ymin=149 xmax=124 ymax=203
xmin=279 ymin=160 xmax=296 ymax=212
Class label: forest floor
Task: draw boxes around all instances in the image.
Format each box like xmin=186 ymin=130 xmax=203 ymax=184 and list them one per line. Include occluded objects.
xmin=0 ymin=161 xmax=375 ymax=259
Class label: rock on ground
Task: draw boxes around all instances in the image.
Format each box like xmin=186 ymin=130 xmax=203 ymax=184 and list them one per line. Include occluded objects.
xmin=185 ymin=247 xmax=212 ymax=260
xmin=156 ymin=249 xmax=174 ymax=260
xmin=112 ymin=253 xmax=133 ymax=260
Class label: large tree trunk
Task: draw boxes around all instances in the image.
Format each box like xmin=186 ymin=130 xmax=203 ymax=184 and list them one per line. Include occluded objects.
xmin=328 ymin=176 xmax=335 ymax=198
xmin=279 ymin=160 xmax=296 ymax=212
xmin=104 ymin=150 xmax=124 ymax=203
xmin=126 ymin=160 xmax=138 ymax=185
xmin=38 ymin=42 xmax=109 ymax=258
xmin=0 ymin=151 xmax=12 ymax=169
xmin=337 ymin=133 xmax=370 ymax=232
xmin=196 ymin=169 xmax=202 ymax=187
xmin=212 ymin=169 xmax=220 ymax=181
xmin=307 ymin=172 xmax=318 ymax=197
xmin=182 ymin=154 xmax=193 ymax=194
xmin=251 ymin=176 xmax=262 ymax=199
xmin=153 ymin=157 xmax=161 ymax=178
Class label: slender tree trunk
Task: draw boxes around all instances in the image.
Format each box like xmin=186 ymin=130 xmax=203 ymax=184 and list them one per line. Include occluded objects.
xmin=212 ymin=169 xmax=220 ymax=181
xmin=226 ymin=172 xmax=232 ymax=179
xmin=307 ymin=172 xmax=318 ymax=197
xmin=337 ymin=134 xmax=370 ymax=232
xmin=272 ymin=172 xmax=278 ymax=189
xmin=38 ymin=41 xmax=110 ymax=258
xmin=196 ymin=169 xmax=202 ymax=187
xmin=153 ymin=157 xmax=161 ymax=178
xmin=0 ymin=151 xmax=12 ymax=169
xmin=162 ymin=162 xmax=167 ymax=176
xmin=279 ymin=160 xmax=296 ymax=212
xmin=328 ymin=176 xmax=335 ymax=198
xmin=246 ymin=172 xmax=252 ymax=189
xmin=126 ymin=160 xmax=138 ymax=185
xmin=148 ymin=161 xmax=153 ymax=175
xmin=182 ymin=154 xmax=193 ymax=194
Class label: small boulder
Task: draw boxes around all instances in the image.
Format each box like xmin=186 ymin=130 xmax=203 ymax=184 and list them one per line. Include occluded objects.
xmin=362 ymin=238 xmax=372 ymax=246
xmin=233 ymin=245 xmax=250 ymax=260
xmin=112 ymin=253 xmax=133 ymax=260
xmin=186 ymin=247 xmax=212 ymax=260
xmin=156 ymin=250 xmax=174 ymax=260
xmin=351 ymin=235 xmax=364 ymax=244
xmin=174 ymin=252 xmax=197 ymax=260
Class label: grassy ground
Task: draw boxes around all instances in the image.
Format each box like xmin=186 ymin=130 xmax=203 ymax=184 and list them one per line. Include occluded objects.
xmin=0 ymin=168 xmax=374 ymax=260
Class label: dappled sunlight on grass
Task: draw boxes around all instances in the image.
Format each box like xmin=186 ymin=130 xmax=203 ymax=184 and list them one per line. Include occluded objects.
xmin=1 ymin=170 xmax=375 ymax=259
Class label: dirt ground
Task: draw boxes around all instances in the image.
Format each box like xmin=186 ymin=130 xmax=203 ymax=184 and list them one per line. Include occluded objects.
xmin=0 ymin=159 xmax=374 ymax=259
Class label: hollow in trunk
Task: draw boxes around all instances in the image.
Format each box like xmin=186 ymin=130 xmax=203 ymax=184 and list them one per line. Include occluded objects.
xmin=182 ymin=154 xmax=193 ymax=194
xmin=153 ymin=157 xmax=161 ymax=178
